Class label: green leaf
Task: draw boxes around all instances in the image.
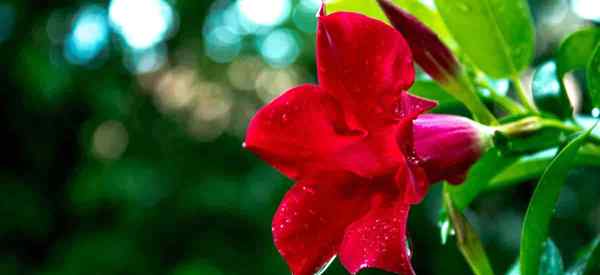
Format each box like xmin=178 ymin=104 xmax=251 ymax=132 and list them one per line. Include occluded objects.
xmin=566 ymin=237 xmax=600 ymax=275
xmin=556 ymin=28 xmax=600 ymax=77
xmin=434 ymin=0 xmax=535 ymax=78
xmin=489 ymin=145 xmax=600 ymax=189
xmin=539 ymin=240 xmax=565 ymax=275
xmin=519 ymin=129 xmax=594 ymax=275
xmin=532 ymin=61 xmax=572 ymax=118
xmin=409 ymin=80 xmax=464 ymax=111
xmin=447 ymin=149 xmax=517 ymax=211
xmin=491 ymin=155 xmax=552 ymax=189
xmin=443 ymin=188 xmax=495 ymax=275
xmin=587 ymin=44 xmax=600 ymax=108
xmin=326 ymin=0 xmax=453 ymax=45
xmin=556 ymin=28 xmax=600 ymax=112
xmin=506 ymin=239 xmax=564 ymax=275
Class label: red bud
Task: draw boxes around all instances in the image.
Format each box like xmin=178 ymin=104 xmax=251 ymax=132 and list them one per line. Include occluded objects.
xmin=377 ymin=0 xmax=459 ymax=83
xmin=411 ymin=114 xmax=493 ymax=184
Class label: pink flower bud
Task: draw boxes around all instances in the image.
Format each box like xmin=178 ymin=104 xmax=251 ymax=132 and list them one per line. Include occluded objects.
xmin=377 ymin=0 xmax=459 ymax=83
xmin=412 ymin=114 xmax=494 ymax=184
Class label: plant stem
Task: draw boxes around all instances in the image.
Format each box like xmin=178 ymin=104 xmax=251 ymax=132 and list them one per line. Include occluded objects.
xmin=445 ymin=72 xmax=498 ymax=125
xmin=443 ymin=187 xmax=495 ymax=275
xmin=495 ymin=116 xmax=600 ymax=146
xmin=477 ymin=80 xmax=525 ymax=115
xmin=495 ymin=116 xmax=543 ymax=136
xmin=511 ymin=75 xmax=539 ymax=114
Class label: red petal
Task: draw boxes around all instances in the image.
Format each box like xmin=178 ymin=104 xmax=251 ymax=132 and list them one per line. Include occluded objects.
xmin=244 ymin=85 xmax=360 ymax=179
xmin=396 ymin=92 xmax=437 ymax=120
xmin=272 ymin=173 xmax=370 ymax=275
xmin=395 ymin=159 xmax=430 ymax=204
xmin=317 ymin=12 xmax=415 ymax=126
xmin=395 ymin=93 xmax=438 ymax=148
xmin=339 ymin=195 xmax=415 ymax=275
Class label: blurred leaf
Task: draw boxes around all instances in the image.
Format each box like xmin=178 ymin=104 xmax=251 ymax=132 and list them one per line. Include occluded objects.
xmin=0 ymin=180 xmax=52 ymax=237
xmin=409 ymin=80 xmax=462 ymax=109
xmin=532 ymin=61 xmax=572 ymax=118
xmin=587 ymin=44 xmax=600 ymax=108
xmin=443 ymin=188 xmax=495 ymax=275
xmin=43 ymin=232 xmax=151 ymax=275
xmin=326 ymin=0 xmax=453 ymax=45
xmin=16 ymin=44 xmax=72 ymax=107
xmin=434 ymin=0 xmax=535 ymax=78
xmin=506 ymin=239 xmax=564 ymax=275
xmin=556 ymin=28 xmax=600 ymax=77
xmin=566 ymin=237 xmax=600 ymax=275
xmin=69 ymin=160 xmax=168 ymax=214
xmin=171 ymin=260 xmax=224 ymax=275
xmin=520 ymin=129 xmax=594 ymax=275
xmin=0 ymin=255 xmax=19 ymax=275
xmin=539 ymin=240 xmax=565 ymax=275
xmin=447 ymin=149 xmax=518 ymax=211
xmin=556 ymin=27 xmax=600 ymax=113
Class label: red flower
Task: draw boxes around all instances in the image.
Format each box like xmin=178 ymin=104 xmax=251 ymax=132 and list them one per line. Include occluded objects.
xmin=244 ymin=12 xmax=490 ymax=275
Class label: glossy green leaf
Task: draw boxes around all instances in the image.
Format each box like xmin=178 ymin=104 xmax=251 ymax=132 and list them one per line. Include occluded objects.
xmin=584 ymin=248 xmax=600 ymax=275
xmin=532 ymin=61 xmax=572 ymax=118
xmin=587 ymin=44 xmax=600 ymax=108
xmin=556 ymin=28 xmax=600 ymax=77
xmin=566 ymin=237 xmax=600 ymax=275
xmin=506 ymin=239 xmax=564 ymax=275
xmin=491 ymin=156 xmax=552 ymax=189
xmin=556 ymin=28 xmax=600 ymax=112
xmin=443 ymin=189 xmax=495 ymax=275
xmin=326 ymin=0 xmax=453 ymax=45
xmin=447 ymin=149 xmax=517 ymax=211
xmin=520 ymin=129 xmax=594 ymax=275
xmin=489 ymin=144 xmax=600 ymax=189
xmin=409 ymin=80 xmax=463 ymax=110
xmin=434 ymin=0 xmax=535 ymax=78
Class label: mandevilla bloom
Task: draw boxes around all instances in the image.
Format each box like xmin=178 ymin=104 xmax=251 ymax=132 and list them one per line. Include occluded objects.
xmin=244 ymin=11 xmax=492 ymax=275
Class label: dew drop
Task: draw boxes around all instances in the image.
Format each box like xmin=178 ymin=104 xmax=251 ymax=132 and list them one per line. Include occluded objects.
xmin=406 ymin=155 xmax=422 ymax=166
